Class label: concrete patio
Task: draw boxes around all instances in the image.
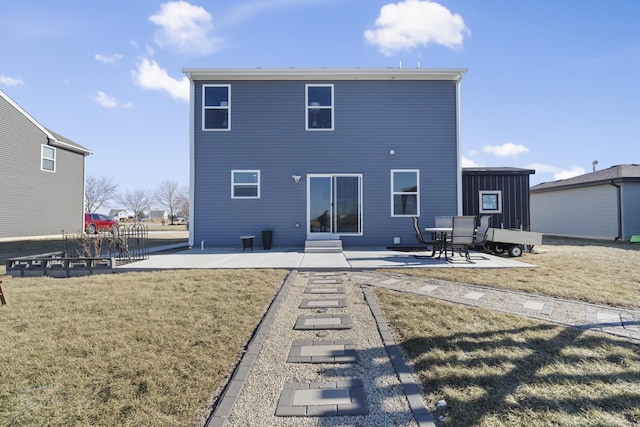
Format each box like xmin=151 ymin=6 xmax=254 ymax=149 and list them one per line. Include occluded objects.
xmin=117 ymin=246 xmax=536 ymax=271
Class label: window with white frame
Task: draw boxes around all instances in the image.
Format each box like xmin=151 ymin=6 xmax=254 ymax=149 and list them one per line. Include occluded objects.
xmin=203 ymin=85 xmax=230 ymax=130
xmin=391 ymin=170 xmax=419 ymax=216
xmin=232 ymin=170 xmax=260 ymax=199
xmin=479 ymin=190 xmax=502 ymax=213
xmin=41 ymin=145 xmax=56 ymax=172
xmin=306 ymin=84 xmax=333 ymax=130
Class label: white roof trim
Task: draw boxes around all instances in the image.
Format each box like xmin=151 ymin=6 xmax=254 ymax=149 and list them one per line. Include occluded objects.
xmin=183 ymin=68 xmax=467 ymax=82
xmin=0 ymin=89 xmax=92 ymax=155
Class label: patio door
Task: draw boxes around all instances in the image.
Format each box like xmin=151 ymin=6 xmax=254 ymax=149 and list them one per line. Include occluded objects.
xmin=307 ymin=174 xmax=362 ymax=239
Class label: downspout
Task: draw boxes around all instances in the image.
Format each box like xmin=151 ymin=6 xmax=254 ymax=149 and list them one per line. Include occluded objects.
xmin=455 ymin=77 xmax=463 ymax=215
xmin=186 ymin=72 xmax=196 ymax=248
xmin=609 ymin=180 xmax=622 ymax=240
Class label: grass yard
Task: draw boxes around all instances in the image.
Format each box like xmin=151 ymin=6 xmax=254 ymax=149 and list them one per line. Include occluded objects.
xmin=391 ymin=236 xmax=640 ymax=309
xmin=377 ymin=289 xmax=640 ymax=426
xmin=0 ymin=269 xmax=285 ymax=426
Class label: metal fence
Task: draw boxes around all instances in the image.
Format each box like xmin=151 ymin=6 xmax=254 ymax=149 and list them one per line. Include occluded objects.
xmin=63 ymin=224 xmax=149 ymax=264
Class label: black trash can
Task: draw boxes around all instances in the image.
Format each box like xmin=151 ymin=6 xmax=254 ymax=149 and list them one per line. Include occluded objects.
xmin=262 ymin=230 xmax=273 ymax=250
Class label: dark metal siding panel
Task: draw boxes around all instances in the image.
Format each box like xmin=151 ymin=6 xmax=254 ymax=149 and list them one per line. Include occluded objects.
xmin=192 ymin=79 xmax=459 ymax=248
xmin=621 ymin=182 xmax=640 ymax=239
xmin=462 ymin=172 xmax=532 ymax=230
xmin=1 ymin=96 xmax=85 ymax=238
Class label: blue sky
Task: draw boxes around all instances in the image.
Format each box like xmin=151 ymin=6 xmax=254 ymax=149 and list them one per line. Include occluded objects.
xmin=2 ymin=0 xmax=639 ymax=199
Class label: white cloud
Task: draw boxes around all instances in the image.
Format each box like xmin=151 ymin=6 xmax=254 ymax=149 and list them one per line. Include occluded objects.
xmin=461 ymin=156 xmax=482 ymax=167
xmin=95 ymin=53 xmax=123 ymax=64
xmin=483 ymin=142 xmax=530 ymax=157
xmin=93 ymin=91 xmax=118 ymax=108
xmin=149 ymin=1 xmax=222 ymax=55
xmin=0 ymin=74 xmax=24 ymax=87
xmin=365 ymin=0 xmax=469 ymax=56
xmin=132 ymin=57 xmax=189 ymax=102
xmin=527 ymin=163 xmax=585 ymax=181
xmin=553 ymin=166 xmax=585 ymax=181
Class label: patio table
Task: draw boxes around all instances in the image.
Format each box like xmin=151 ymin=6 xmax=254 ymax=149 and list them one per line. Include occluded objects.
xmin=424 ymin=227 xmax=452 ymax=260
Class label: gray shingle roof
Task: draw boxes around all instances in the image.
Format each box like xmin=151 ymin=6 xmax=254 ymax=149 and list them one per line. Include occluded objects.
xmin=530 ymin=164 xmax=640 ymax=192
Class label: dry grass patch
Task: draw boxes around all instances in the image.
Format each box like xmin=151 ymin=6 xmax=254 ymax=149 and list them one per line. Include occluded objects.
xmin=377 ymin=288 xmax=640 ymax=426
xmin=392 ymin=236 xmax=640 ymax=309
xmin=0 ymin=269 xmax=285 ymax=426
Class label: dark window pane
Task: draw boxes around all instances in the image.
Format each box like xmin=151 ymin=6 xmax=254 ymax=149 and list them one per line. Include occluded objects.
xmin=204 ymin=109 xmax=229 ymax=129
xmin=308 ymin=86 xmax=332 ymax=106
xmin=393 ymin=172 xmax=417 ymax=192
xmin=204 ymin=86 xmax=228 ymax=106
xmin=308 ymin=109 xmax=332 ymax=129
xmin=394 ymin=194 xmax=417 ymax=215
xmin=234 ymin=186 xmax=258 ymax=198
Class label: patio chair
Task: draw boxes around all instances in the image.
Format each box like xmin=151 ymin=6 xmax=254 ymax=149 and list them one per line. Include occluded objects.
xmin=450 ymin=216 xmax=476 ymax=260
xmin=435 ymin=215 xmax=453 ymax=228
xmin=412 ymin=216 xmax=441 ymax=257
xmin=473 ymin=215 xmax=491 ymax=248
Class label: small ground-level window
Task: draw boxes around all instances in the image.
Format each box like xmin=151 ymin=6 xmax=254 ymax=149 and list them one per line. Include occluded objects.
xmin=391 ymin=169 xmax=419 ymax=216
xmin=232 ymin=170 xmax=260 ymax=199
xmin=41 ymin=145 xmax=56 ymax=172
xmin=479 ymin=190 xmax=502 ymax=213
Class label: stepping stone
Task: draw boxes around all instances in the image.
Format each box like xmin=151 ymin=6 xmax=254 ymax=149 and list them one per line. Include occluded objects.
xmin=462 ymin=291 xmax=484 ymax=300
xmin=300 ymin=298 xmax=346 ymax=309
xmin=304 ymin=287 xmax=345 ymax=294
xmin=419 ymin=284 xmax=438 ymax=293
xmin=294 ymin=314 xmax=351 ymax=330
xmin=596 ymin=311 xmax=621 ymax=324
xmin=381 ymin=278 xmax=401 ymax=285
xmin=308 ymin=278 xmax=344 ymax=285
xmin=287 ymin=340 xmax=357 ymax=363
xmin=522 ymin=300 xmax=545 ymax=311
xmin=275 ymin=380 xmax=368 ymax=416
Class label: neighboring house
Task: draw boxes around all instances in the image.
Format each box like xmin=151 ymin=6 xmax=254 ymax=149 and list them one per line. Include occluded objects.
xmin=530 ymin=164 xmax=640 ymax=240
xmin=109 ymin=209 xmax=134 ymax=221
xmin=183 ymin=68 xmax=467 ymax=248
xmin=148 ymin=210 xmax=169 ymax=221
xmin=462 ymin=167 xmax=536 ymax=230
xmin=0 ymin=90 xmax=91 ymax=239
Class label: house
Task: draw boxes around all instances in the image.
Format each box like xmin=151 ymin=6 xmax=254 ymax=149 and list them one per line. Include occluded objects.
xmin=148 ymin=210 xmax=169 ymax=221
xmin=530 ymin=164 xmax=640 ymax=240
xmin=109 ymin=209 xmax=134 ymax=221
xmin=183 ymin=68 xmax=467 ymax=249
xmin=462 ymin=167 xmax=536 ymax=230
xmin=0 ymin=90 xmax=91 ymax=239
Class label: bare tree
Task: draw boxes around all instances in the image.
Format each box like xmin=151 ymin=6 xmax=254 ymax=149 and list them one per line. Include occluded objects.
xmin=175 ymin=188 xmax=189 ymax=220
xmin=118 ymin=188 xmax=150 ymax=223
xmin=85 ymin=176 xmax=119 ymax=212
xmin=154 ymin=180 xmax=187 ymax=225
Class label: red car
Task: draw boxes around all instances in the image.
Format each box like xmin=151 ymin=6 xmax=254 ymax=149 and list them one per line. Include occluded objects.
xmin=84 ymin=213 xmax=118 ymax=234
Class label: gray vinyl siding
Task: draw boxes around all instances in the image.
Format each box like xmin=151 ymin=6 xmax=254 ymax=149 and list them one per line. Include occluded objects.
xmin=192 ymin=79 xmax=459 ymax=248
xmin=1 ymin=96 xmax=85 ymax=238
xmin=530 ymin=185 xmax=619 ymax=239
xmin=621 ymin=182 xmax=640 ymax=239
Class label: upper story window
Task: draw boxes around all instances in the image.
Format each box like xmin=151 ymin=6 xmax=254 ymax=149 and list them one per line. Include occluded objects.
xmin=232 ymin=170 xmax=260 ymax=199
xmin=41 ymin=145 xmax=56 ymax=172
xmin=306 ymin=84 xmax=333 ymax=130
xmin=479 ymin=190 xmax=502 ymax=213
xmin=391 ymin=169 xmax=419 ymax=216
xmin=203 ymin=85 xmax=230 ymax=130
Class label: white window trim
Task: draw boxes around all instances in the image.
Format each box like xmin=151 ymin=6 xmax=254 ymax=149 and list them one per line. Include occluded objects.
xmin=391 ymin=169 xmax=420 ymax=217
xmin=231 ymin=170 xmax=260 ymax=199
xmin=305 ymin=84 xmax=334 ymax=131
xmin=203 ymin=84 xmax=231 ymax=131
xmin=479 ymin=190 xmax=502 ymax=213
xmin=41 ymin=145 xmax=56 ymax=172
